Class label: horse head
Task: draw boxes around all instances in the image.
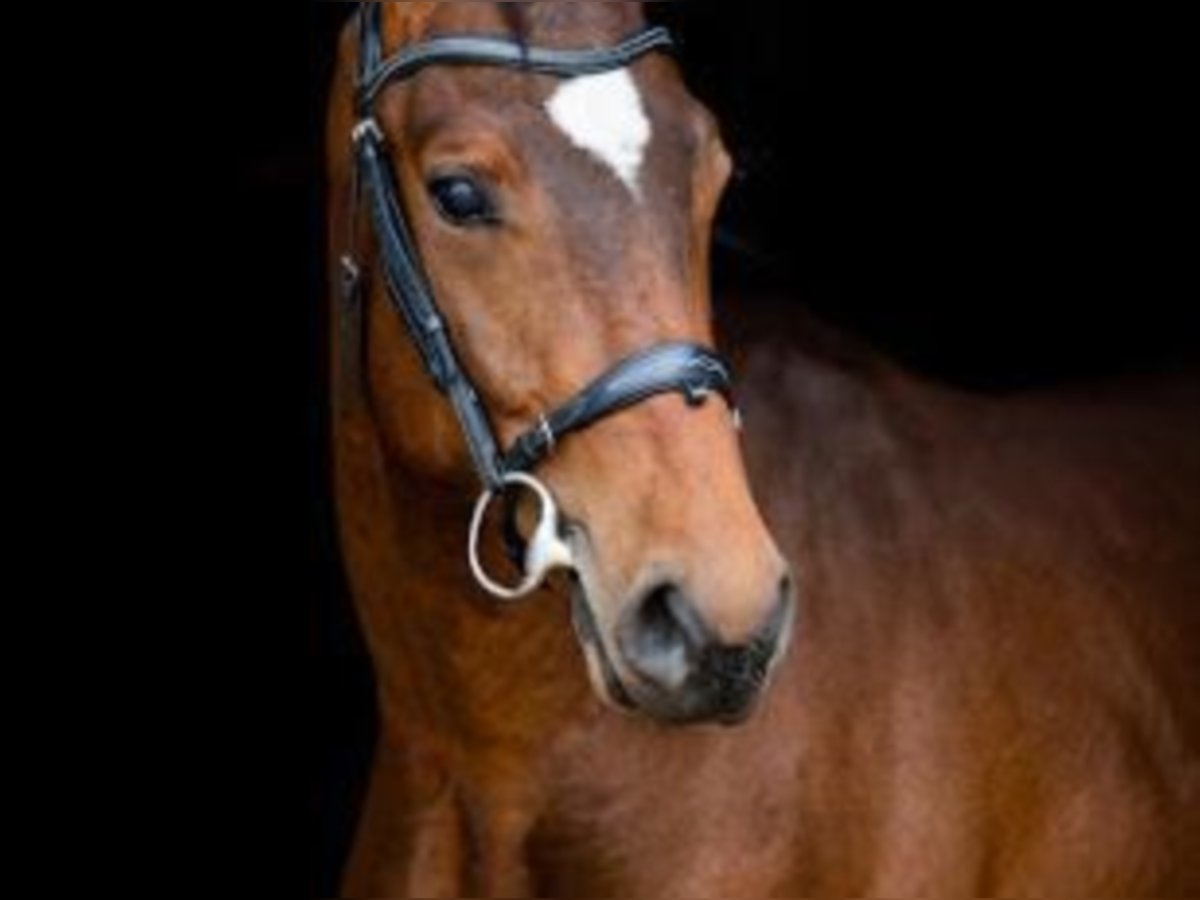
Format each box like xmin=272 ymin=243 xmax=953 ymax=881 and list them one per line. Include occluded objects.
xmin=329 ymin=1 xmax=793 ymax=724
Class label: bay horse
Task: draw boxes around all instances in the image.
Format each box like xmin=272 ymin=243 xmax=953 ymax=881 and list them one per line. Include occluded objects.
xmin=326 ymin=2 xmax=1200 ymax=896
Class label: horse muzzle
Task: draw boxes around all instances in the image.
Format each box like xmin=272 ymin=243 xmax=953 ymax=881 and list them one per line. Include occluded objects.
xmin=569 ymin=561 xmax=796 ymax=725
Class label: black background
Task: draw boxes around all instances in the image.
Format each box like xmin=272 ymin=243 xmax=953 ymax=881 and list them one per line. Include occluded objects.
xmin=228 ymin=3 xmax=1195 ymax=894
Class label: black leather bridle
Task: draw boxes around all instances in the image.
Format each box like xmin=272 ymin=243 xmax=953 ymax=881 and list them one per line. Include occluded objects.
xmin=340 ymin=3 xmax=739 ymax=597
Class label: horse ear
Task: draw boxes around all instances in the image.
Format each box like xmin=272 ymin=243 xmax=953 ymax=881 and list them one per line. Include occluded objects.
xmin=380 ymin=0 xmax=441 ymax=47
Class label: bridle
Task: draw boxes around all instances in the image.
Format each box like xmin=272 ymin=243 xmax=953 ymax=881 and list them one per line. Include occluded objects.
xmin=340 ymin=2 xmax=739 ymax=599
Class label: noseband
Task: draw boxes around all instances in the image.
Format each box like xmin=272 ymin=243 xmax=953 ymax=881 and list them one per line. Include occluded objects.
xmin=341 ymin=3 xmax=738 ymax=598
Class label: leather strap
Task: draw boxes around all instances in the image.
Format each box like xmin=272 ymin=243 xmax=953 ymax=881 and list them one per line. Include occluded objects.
xmin=356 ymin=119 xmax=506 ymax=486
xmin=502 ymin=343 xmax=735 ymax=473
xmin=359 ymin=26 xmax=675 ymax=112
xmin=358 ymin=3 xmax=383 ymax=85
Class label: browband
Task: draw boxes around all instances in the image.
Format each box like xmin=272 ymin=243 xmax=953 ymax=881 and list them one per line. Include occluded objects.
xmin=359 ymin=27 xmax=676 ymax=111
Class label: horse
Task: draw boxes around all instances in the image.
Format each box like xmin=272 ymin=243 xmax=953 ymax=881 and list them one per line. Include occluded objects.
xmin=325 ymin=2 xmax=1200 ymax=896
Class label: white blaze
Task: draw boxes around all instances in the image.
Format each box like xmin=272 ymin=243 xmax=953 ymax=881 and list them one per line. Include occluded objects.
xmin=544 ymin=69 xmax=651 ymax=196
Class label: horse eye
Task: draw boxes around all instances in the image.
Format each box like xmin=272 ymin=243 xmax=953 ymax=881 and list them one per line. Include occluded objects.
xmin=427 ymin=175 xmax=497 ymax=226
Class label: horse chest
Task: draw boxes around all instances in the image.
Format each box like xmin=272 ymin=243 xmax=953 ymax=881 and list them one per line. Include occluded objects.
xmin=526 ymin=768 xmax=800 ymax=895
xmin=502 ymin=715 xmax=807 ymax=897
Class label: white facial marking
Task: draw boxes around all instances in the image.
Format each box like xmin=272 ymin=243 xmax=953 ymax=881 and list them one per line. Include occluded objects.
xmin=545 ymin=68 xmax=652 ymax=196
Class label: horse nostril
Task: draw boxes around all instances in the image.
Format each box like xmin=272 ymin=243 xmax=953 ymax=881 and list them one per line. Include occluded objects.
xmin=619 ymin=582 xmax=705 ymax=692
xmin=772 ymin=571 xmax=796 ymax=636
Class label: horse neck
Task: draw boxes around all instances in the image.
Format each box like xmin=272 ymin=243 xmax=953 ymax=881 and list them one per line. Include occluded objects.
xmin=737 ymin=313 xmax=1199 ymax=758
xmin=334 ymin=406 xmax=596 ymax=750
xmin=738 ymin=331 xmax=956 ymax=627
xmin=741 ymin=327 xmax=1065 ymax=640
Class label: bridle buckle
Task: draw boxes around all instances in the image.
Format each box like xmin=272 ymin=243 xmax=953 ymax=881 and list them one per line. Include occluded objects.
xmin=351 ymin=116 xmax=384 ymax=146
xmin=537 ymin=415 xmax=557 ymax=456
xmin=339 ymin=255 xmax=362 ymax=302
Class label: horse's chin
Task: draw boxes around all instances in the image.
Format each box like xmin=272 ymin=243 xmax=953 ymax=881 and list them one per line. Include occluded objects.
xmin=568 ymin=576 xmax=638 ymax=715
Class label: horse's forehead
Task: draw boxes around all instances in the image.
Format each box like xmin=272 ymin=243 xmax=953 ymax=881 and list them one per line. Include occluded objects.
xmin=404 ymin=60 xmax=693 ymax=203
xmin=388 ymin=0 xmax=676 ymax=199
xmin=545 ymin=69 xmax=652 ymax=197
xmin=379 ymin=0 xmax=646 ymax=67
xmin=420 ymin=0 xmax=643 ymax=44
